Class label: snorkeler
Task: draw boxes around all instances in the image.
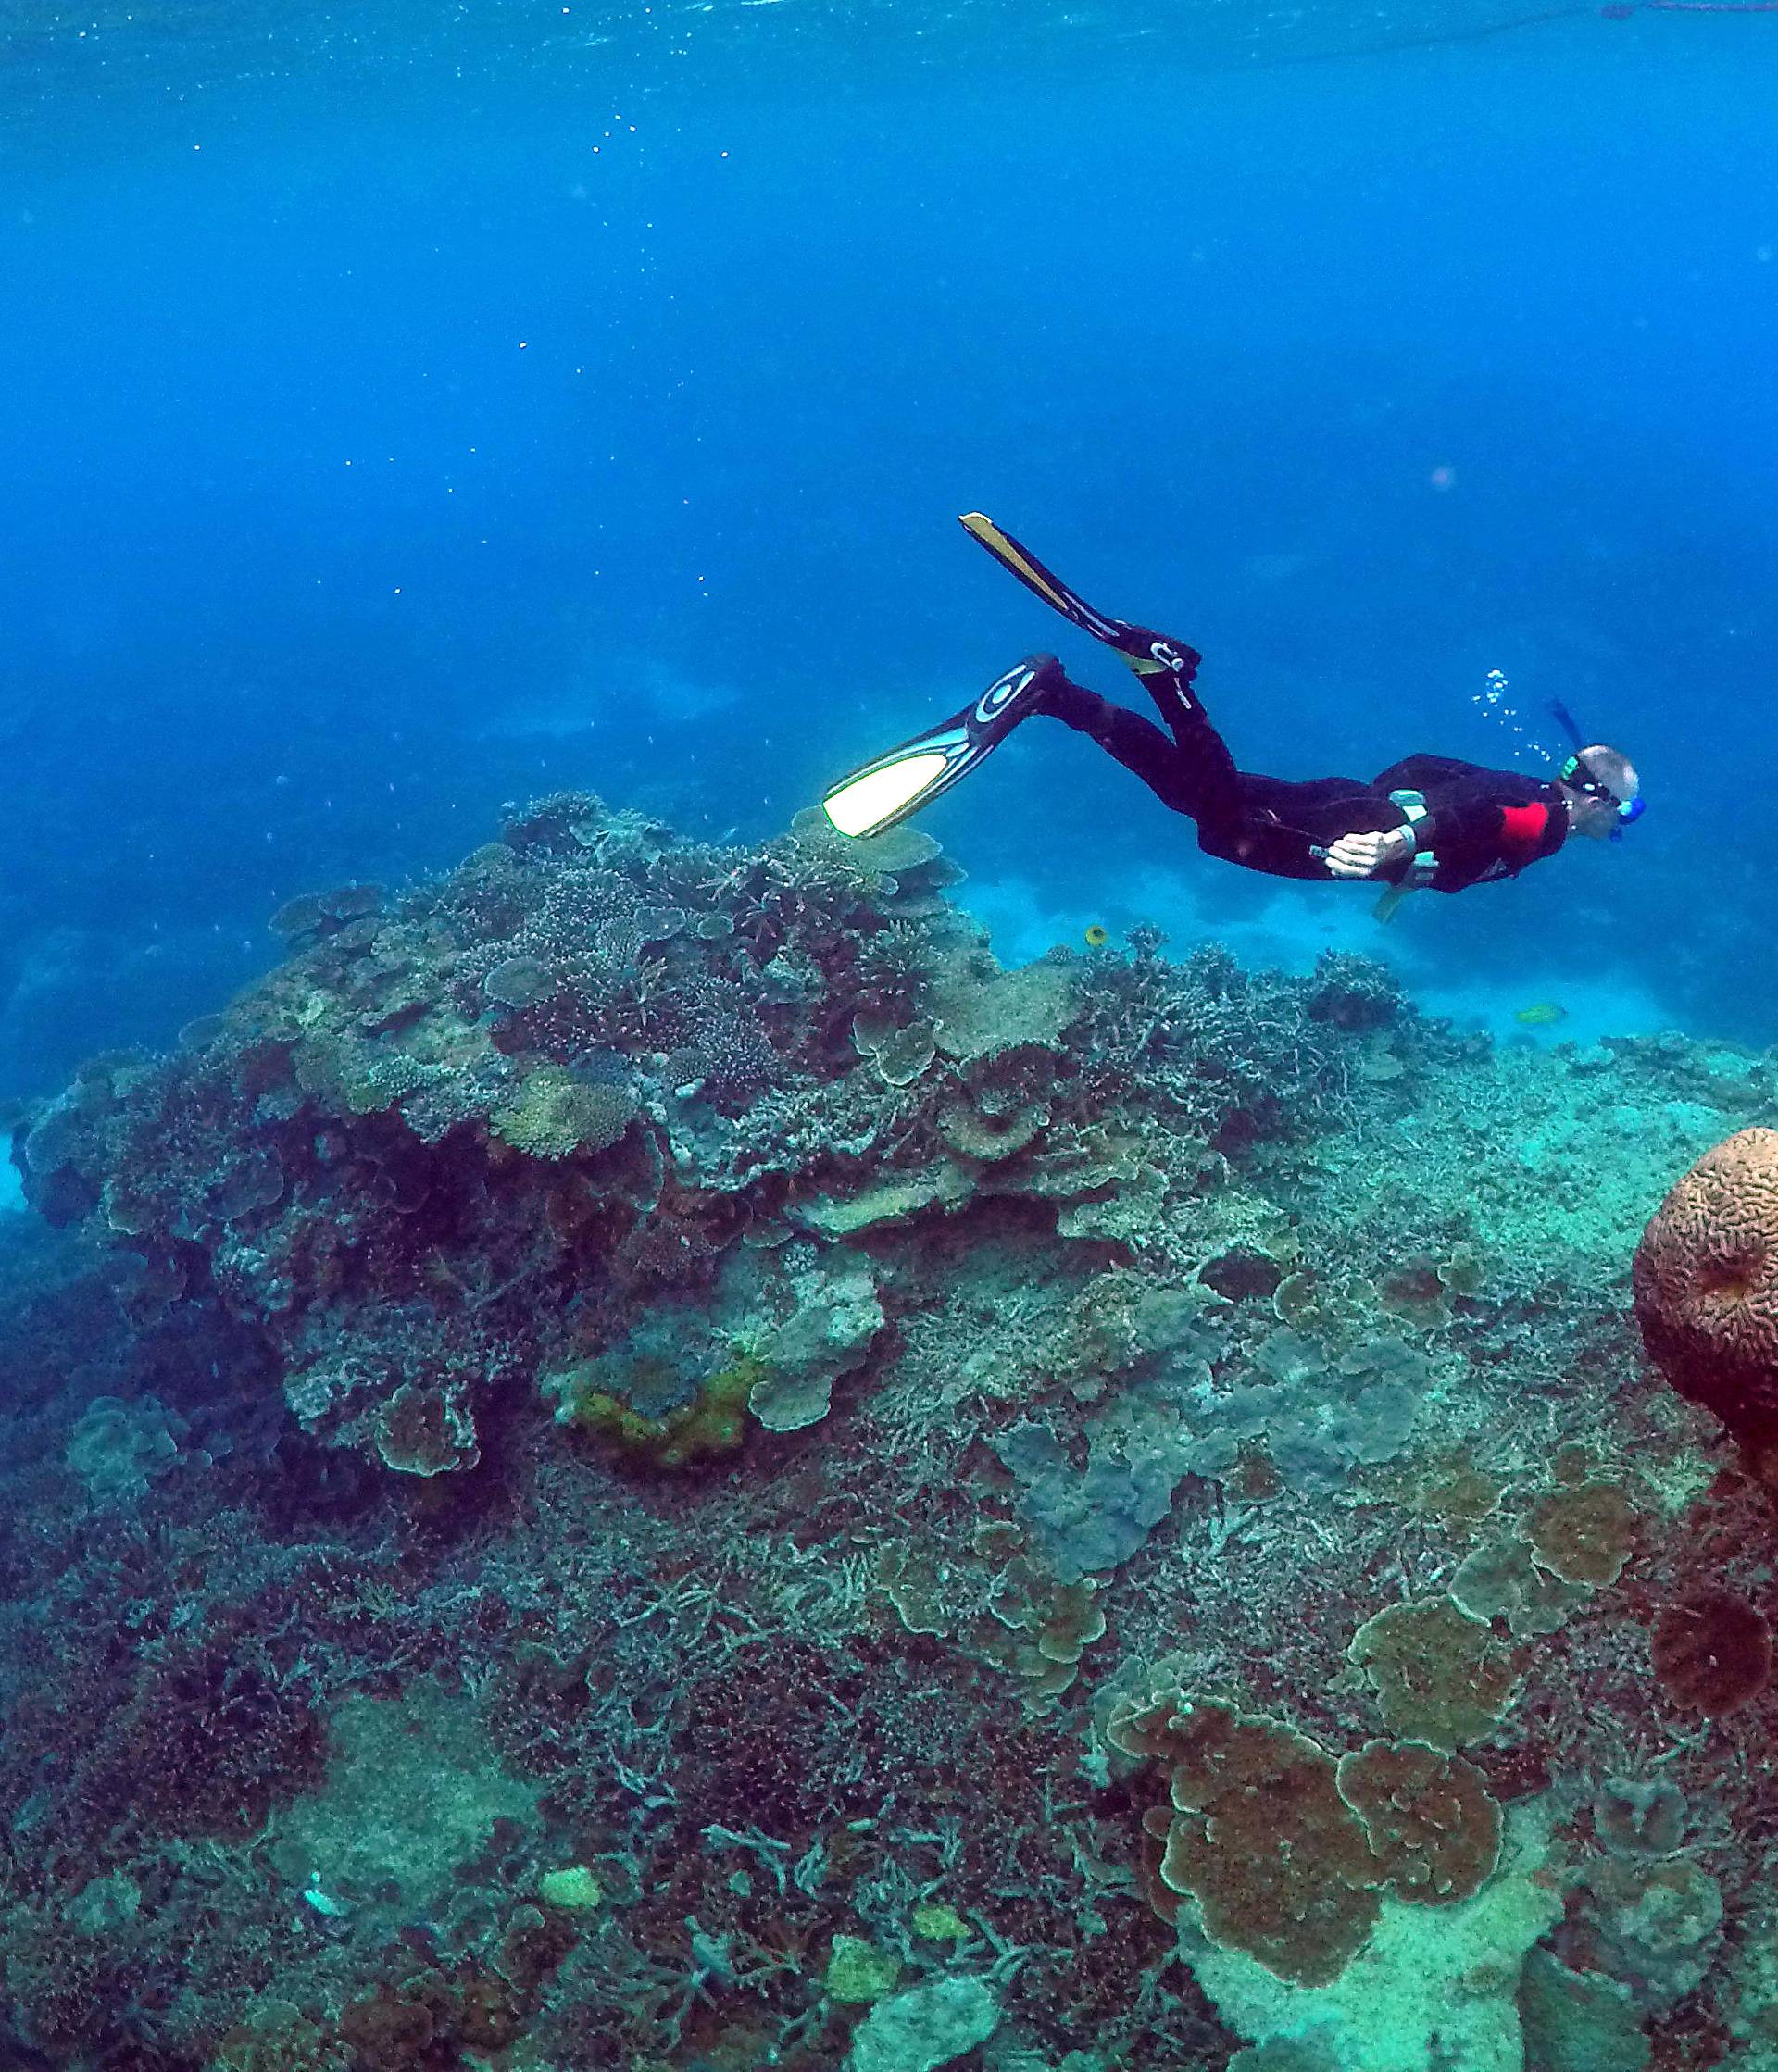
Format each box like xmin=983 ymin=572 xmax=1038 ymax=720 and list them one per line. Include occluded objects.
xmin=821 ymin=514 xmax=1642 ymax=915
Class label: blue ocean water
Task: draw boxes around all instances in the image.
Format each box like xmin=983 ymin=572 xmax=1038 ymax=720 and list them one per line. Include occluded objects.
xmin=1 ymin=0 xmax=1774 ymax=1088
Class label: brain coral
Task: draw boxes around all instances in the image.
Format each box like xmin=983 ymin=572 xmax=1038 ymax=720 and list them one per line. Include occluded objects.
xmin=1633 ymin=1126 xmax=1778 ymax=1466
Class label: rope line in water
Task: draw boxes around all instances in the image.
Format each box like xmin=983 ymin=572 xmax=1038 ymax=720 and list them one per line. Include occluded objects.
xmin=1238 ymin=0 xmax=1776 ymax=71
xmin=1606 ymin=1 xmax=1778 ymax=13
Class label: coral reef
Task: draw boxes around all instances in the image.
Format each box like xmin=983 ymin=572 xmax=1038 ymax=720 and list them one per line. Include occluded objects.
xmin=4 ymin=790 xmax=1778 ymax=2069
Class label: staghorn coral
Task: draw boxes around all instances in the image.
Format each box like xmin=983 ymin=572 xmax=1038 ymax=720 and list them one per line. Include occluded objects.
xmin=1304 ymin=949 xmax=1404 ymax=1032
xmin=2 ymin=1905 xmax=125 ymax=2054
xmin=106 ymin=1636 xmax=326 ymax=1843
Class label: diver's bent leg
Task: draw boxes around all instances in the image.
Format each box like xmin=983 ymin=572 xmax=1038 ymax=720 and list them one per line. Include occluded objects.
xmin=1040 ymin=676 xmax=1200 ymax=814
xmin=1040 ymin=672 xmax=1236 ymax=822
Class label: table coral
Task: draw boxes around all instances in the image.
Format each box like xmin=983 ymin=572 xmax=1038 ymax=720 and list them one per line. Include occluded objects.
xmin=1346 ymin=1596 xmax=1519 ymax=1752
xmin=1649 ymin=1587 xmax=1772 ymax=1715
xmin=1334 ymin=1740 xmax=1503 ymax=1904
xmin=1107 ymin=1692 xmax=1384 ymax=1989
xmin=1450 ymin=1531 xmax=1590 ymax=1639
xmin=1189 ymin=1802 xmax=1562 ymax=2072
xmin=1526 ymin=1478 xmax=1639 ymax=1587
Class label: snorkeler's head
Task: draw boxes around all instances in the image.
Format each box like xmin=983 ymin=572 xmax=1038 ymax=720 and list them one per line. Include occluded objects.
xmin=1558 ymin=743 xmax=1643 ymax=840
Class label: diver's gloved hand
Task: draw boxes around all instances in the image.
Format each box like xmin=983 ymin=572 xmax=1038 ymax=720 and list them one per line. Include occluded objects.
xmin=1323 ymin=827 xmax=1417 ymax=880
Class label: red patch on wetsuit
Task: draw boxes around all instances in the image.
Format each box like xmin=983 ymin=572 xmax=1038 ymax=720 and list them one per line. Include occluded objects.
xmin=1499 ymin=802 xmax=1550 ymax=861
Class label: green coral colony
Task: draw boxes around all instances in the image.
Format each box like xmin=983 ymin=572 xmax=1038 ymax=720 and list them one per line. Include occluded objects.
xmin=7 ymin=788 xmax=1778 ymax=2069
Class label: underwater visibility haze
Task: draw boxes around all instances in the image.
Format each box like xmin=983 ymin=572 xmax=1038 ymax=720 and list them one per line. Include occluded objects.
xmin=4 ymin=1 xmax=1778 ymax=2066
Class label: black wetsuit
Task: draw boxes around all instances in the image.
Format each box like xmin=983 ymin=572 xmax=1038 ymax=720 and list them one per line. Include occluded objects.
xmin=1042 ymin=649 xmax=1571 ymax=893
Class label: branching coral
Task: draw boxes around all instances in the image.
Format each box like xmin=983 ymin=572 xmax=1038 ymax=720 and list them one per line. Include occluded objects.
xmin=214 ymin=1998 xmax=355 ymax=2072
xmin=106 ymin=1637 xmax=326 ymax=1842
xmin=488 ymin=1060 xmax=638 ymax=1159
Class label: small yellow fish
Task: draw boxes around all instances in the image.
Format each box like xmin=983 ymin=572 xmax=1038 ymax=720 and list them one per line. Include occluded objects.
xmin=1083 ymin=924 xmax=1109 ymax=949
xmin=1514 ymin=1001 xmax=1569 ymax=1028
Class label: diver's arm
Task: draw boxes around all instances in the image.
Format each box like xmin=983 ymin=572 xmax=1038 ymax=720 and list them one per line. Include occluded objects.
xmin=1324 ymin=790 xmax=1557 ymax=885
xmin=1323 ymin=827 xmax=1416 ymax=880
xmin=1325 ymin=797 xmax=1505 ymax=878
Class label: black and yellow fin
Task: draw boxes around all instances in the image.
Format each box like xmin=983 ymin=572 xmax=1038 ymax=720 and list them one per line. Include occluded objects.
xmin=958 ymin=512 xmax=1133 ymax=649
xmin=958 ymin=512 xmax=1200 ymax=689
